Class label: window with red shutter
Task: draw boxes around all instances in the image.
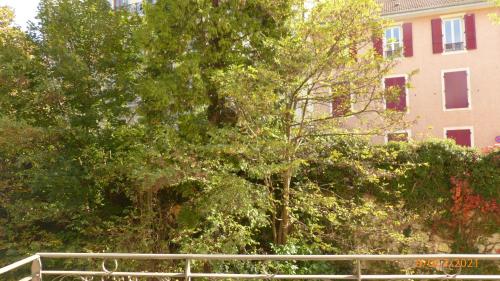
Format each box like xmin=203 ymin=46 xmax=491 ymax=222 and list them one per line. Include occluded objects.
xmin=384 ymin=76 xmax=407 ymax=112
xmin=431 ymin=18 xmax=443 ymax=54
xmin=443 ymin=70 xmax=470 ymax=110
xmin=383 ymin=23 xmax=412 ymax=58
xmin=446 ymin=128 xmax=472 ymax=147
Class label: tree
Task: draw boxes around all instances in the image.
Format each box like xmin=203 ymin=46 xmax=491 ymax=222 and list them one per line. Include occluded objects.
xmin=490 ymin=0 xmax=500 ymax=23
xmin=134 ymin=0 xmax=298 ymax=251
xmin=0 ymin=0 xmax=145 ymax=258
xmin=137 ymin=0 xmax=409 ymax=250
xmin=210 ymin=0 xmax=408 ymax=244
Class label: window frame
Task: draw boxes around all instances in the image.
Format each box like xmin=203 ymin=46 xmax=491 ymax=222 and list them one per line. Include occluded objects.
xmin=441 ymin=16 xmax=466 ymax=53
xmin=382 ymin=74 xmax=410 ymax=114
xmin=443 ymin=126 xmax=474 ymax=147
xmin=441 ymin=68 xmax=472 ymax=112
xmin=383 ymin=25 xmax=404 ymax=58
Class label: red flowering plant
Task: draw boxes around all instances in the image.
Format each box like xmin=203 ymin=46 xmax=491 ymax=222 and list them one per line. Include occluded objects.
xmin=448 ymin=176 xmax=499 ymax=252
xmin=450 ymin=177 xmax=498 ymax=224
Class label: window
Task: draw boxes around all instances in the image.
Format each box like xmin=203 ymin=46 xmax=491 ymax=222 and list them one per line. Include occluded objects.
xmin=386 ymin=130 xmax=410 ymax=143
xmin=443 ymin=18 xmax=465 ymax=52
xmin=445 ymin=127 xmax=473 ymax=147
xmin=384 ymin=26 xmax=403 ymax=57
xmin=432 ymin=15 xmax=476 ymax=54
xmin=384 ymin=76 xmax=407 ymax=112
xmin=442 ymin=69 xmax=470 ymax=110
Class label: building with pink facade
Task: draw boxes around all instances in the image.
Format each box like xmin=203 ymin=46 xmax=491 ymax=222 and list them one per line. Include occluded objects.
xmin=376 ymin=0 xmax=500 ymax=147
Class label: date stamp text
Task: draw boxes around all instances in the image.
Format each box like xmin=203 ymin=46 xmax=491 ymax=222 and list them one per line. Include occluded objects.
xmin=415 ymin=259 xmax=479 ymax=268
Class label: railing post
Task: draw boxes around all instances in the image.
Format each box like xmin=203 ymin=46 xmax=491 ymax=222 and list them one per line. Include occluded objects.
xmin=31 ymin=258 xmax=42 ymax=281
xmin=356 ymin=259 xmax=361 ymax=281
xmin=185 ymin=259 xmax=191 ymax=281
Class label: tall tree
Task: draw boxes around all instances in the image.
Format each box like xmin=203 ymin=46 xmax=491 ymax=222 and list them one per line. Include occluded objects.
xmin=124 ymin=0 xmax=300 ymax=254
xmin=209 ymin=0 xmax=408 ymax=244
xmin=138 ymin=0 xmax=409 ymax=248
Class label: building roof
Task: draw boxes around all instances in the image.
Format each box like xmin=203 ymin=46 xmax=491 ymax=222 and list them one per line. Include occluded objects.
xmin=377 ymin=0 xmax=488 ymax=15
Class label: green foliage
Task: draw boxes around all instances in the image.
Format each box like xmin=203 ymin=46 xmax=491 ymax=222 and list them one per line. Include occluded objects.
xmin=470 ymin=149 xmax=500 ymax=198
xmin=0 ymin=0 xmax=145 ymax=262
xmin=0 ymin=1 xmax=499 ymax=279
xmin=489 ymin=0 xmax=500 ymax=23
xmin=384 ymin=140 xmax=473 ymax=208
xmin=137 ymin=0 xmax=294 ymax=125
xmin=381 ymin=140 xmax=498 ymax=210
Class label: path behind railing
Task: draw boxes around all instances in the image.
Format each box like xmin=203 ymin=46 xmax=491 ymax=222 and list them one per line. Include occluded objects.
xmin=1 ymin=253 xmax=499 ymax=280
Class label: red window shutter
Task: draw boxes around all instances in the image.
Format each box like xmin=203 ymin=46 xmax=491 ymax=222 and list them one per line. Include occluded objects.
xmin=444 ymin=71 xmax=469 ymax=109
xmin=384 ymin=77 xmax=406 ymax=111
xmin=446 ymin=129 xmax=472 ymax=147
xmin=431 ymin=18 xmax=443 ymax=54
xmin=350 ymin=44 xmax=358 ymax=58
xmin=332 ymin=94 xmax=351 ymax=117
xmin=372 ymin=37 xmax=383 ymax=56
xmin=349 ymin=32 xmax=358 ymax=59
xmin=402 ymin=23 xmax=413 ymax=57
xmin=464 ymin=14 xmax=477 ymax=50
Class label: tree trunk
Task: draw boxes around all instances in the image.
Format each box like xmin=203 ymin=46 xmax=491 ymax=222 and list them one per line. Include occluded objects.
xmin=276 ymin=168 xmax=292 ymax=244
xmin=205 ymin=0 xmax=237 ymax=126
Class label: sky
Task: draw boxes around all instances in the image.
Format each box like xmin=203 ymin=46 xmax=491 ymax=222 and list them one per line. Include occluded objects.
xmin=0 ymin=0 xmax=40 ymax=30
xmin=0 ymin=0 xmax=116 ymax=30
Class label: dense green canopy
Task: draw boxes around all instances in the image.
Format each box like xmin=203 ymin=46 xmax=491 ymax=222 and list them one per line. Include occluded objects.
xmin=0 ymin=0 xmax=498 ymax=277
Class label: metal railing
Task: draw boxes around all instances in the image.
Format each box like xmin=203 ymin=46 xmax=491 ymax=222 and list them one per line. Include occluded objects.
xmin=0 ymin=253 xmax=499 ymax=280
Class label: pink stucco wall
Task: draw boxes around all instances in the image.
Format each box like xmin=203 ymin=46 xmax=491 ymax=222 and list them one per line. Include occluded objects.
xmin=385 ymin=6 xmax=500 ymax=147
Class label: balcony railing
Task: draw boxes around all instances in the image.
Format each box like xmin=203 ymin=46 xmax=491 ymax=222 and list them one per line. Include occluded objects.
xmin=1 ymin=253 xmax=499 ymax=280
xmin=384 ymin=46 xmax=403 ymax=58
xmin=444 ymin=42 xmax=465 ymax=52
